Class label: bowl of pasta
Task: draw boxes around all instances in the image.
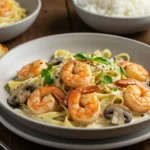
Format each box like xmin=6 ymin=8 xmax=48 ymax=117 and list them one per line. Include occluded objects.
xmin=0 ymin=0 xmax=41 ymax=42
xmin=0 ymin=33 xmax=150 ymax=139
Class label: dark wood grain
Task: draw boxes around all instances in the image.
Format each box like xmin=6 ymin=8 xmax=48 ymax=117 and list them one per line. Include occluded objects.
xmin=66 ymin=0 xmax=95 ymax=32
xmin=3 ymin=0 xmax=71 ymax=50
xmin=1 ymin=0 xmax=150 ymax=150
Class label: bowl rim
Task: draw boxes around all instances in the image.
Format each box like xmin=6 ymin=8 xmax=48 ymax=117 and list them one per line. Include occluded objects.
xmin=72 ymin=0 xmax=150 ymax=19
xmin=1 ymin=33 xmax=150 ymax=131
xmin=0 ymin=0 xmax=42 ymax=29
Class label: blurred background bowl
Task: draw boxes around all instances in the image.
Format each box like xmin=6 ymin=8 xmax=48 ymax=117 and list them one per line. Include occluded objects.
xmin=73 ymin=0 xmax=150 ymax=35
xmin=0 ymin=0 xmax=41 ymax=42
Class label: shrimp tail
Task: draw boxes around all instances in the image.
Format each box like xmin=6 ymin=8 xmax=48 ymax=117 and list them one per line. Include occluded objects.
xmin=115 ymin=79 xmax=137 ymax=87
xmin=77 ymin=85 xmax=101 ymax=94
xmin=52 ymin=90 xmax=67 ymax=105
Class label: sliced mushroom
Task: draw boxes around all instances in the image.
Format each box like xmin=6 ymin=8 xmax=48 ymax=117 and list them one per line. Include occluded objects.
xmin=47 ymin=57 xmax=64 ymax=66
xmin=104 ymin=104 xmax=132 ymax=125
xmin=7 ymin=83 xmax=37 ymax=107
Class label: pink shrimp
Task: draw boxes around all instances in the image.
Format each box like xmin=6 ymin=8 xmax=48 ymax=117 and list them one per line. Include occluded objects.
xmin=17 ymin=59 xmax=47 ymax=80
xmin=68 ymin=86 xmax=101 ymax=125
xmin=27 ymin=86 xmax=66 ymax=115
xmin=115 ymin=79 xmax=150 ymax=113
xmin=120 ymin=61 xmax=149 ymax=82
xmin=61 ymin=60 xmax=92 ymax=88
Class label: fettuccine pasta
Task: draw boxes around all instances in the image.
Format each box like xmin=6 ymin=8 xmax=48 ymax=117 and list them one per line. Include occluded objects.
xmin=6 ymin=49 xmax=150 ymax=128
xmin=0 ymin=0 xmax=27 ymax=26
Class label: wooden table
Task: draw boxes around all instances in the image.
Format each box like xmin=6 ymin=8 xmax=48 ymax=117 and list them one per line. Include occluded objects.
xmin=1 ymin=0 xmax=150 ymax=150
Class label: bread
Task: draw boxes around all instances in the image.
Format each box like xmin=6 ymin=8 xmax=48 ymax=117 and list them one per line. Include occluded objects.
xmin=0 ymin=44 xmax=8 ymax=57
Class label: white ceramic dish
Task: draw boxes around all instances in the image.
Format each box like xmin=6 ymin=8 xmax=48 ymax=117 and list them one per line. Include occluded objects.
xmin=1 ymin=107 xmax=150 ymax=150
xmin=0 ymin=33 xmax=150 ymax=139
xmin=0 ymin=0 xmax=41 ymax=42
xmin=72 ymin=0 xmax=150 ymax=35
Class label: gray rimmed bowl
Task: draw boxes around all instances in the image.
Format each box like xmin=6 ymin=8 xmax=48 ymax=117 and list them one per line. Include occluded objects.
xmin=0 ymin=0 xmax=41 ymax=42
xmin=0 ymin=33 xmax=150 ymax=140
xmin=73 ymin=0 xmax=150 ymax=35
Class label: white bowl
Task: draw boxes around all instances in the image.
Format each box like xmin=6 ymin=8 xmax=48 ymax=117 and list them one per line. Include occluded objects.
xmin=0 ymin=0 xmax=41 ymax=42
xmin=73 ymin=0 xmax=150 ymax=35
xmin=0 ymin=33 xmax=150 ymax=139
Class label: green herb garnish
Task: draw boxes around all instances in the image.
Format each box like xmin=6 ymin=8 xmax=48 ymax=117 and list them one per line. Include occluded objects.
xmin=101 ymin=75 xmax=112 ymax=84
xmin=114 ymin=73 xmax=118 ymax=77
xmin=113 ymin=87 xmax=118 ymax=91
xmin=93 ymin=57 xmax=110 ymax=65
xmin=120 ymin=66 xmax=126 ymax=76
xmin=91 ymin=54 xmax=95 ymax=60
xmin=73 ymin=52 xmax=110 ymax=65
xmin=73 ymin=52 xmax=91 ymax=60
xmin=41 ymin=64 xmax=54 ymax=85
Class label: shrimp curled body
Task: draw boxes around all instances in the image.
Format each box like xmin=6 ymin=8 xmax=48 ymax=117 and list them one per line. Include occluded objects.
xmin=61 ymin=60 xmax=92 ymax=88
xmin=115 ymin=79 xmax=150 ymax=113
xmin=120 ymin=61 xmax=149 ymax=82
xmin=27 ymin=86 xmax=65 ymax=115
xmin=17 ymin=59 xmax=47 ymax=80
xmin=68 ymin=86 xmax=101 ymax=125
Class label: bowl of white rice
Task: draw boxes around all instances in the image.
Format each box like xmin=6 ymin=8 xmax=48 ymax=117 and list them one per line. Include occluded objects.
xmin=73 ymin=0 xmax=150 ymax=34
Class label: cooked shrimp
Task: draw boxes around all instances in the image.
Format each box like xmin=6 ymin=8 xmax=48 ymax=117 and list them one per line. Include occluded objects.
xmin=68 ymin=86 xmax=101 ymax=125
xmin=27 ymin=86 xmax=66 ymax=115
xmin=120 ymin=61 xmax=149 ymax=82
xmin=17 ymin=59 xmax=47 ymax=80
xmin=0 ymin=0 xmax=12 ymax=17
xmin=61 ymin=60 xmax=92 ymax=88
xmin=115 ymin=79 xmax=150 ymax=113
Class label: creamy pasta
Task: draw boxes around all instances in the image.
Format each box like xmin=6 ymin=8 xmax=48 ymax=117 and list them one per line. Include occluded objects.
xmin=0 ymin=0 xmax=27 ymax=26
xmin=6 ymin=49 xmax=150 ymax=128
